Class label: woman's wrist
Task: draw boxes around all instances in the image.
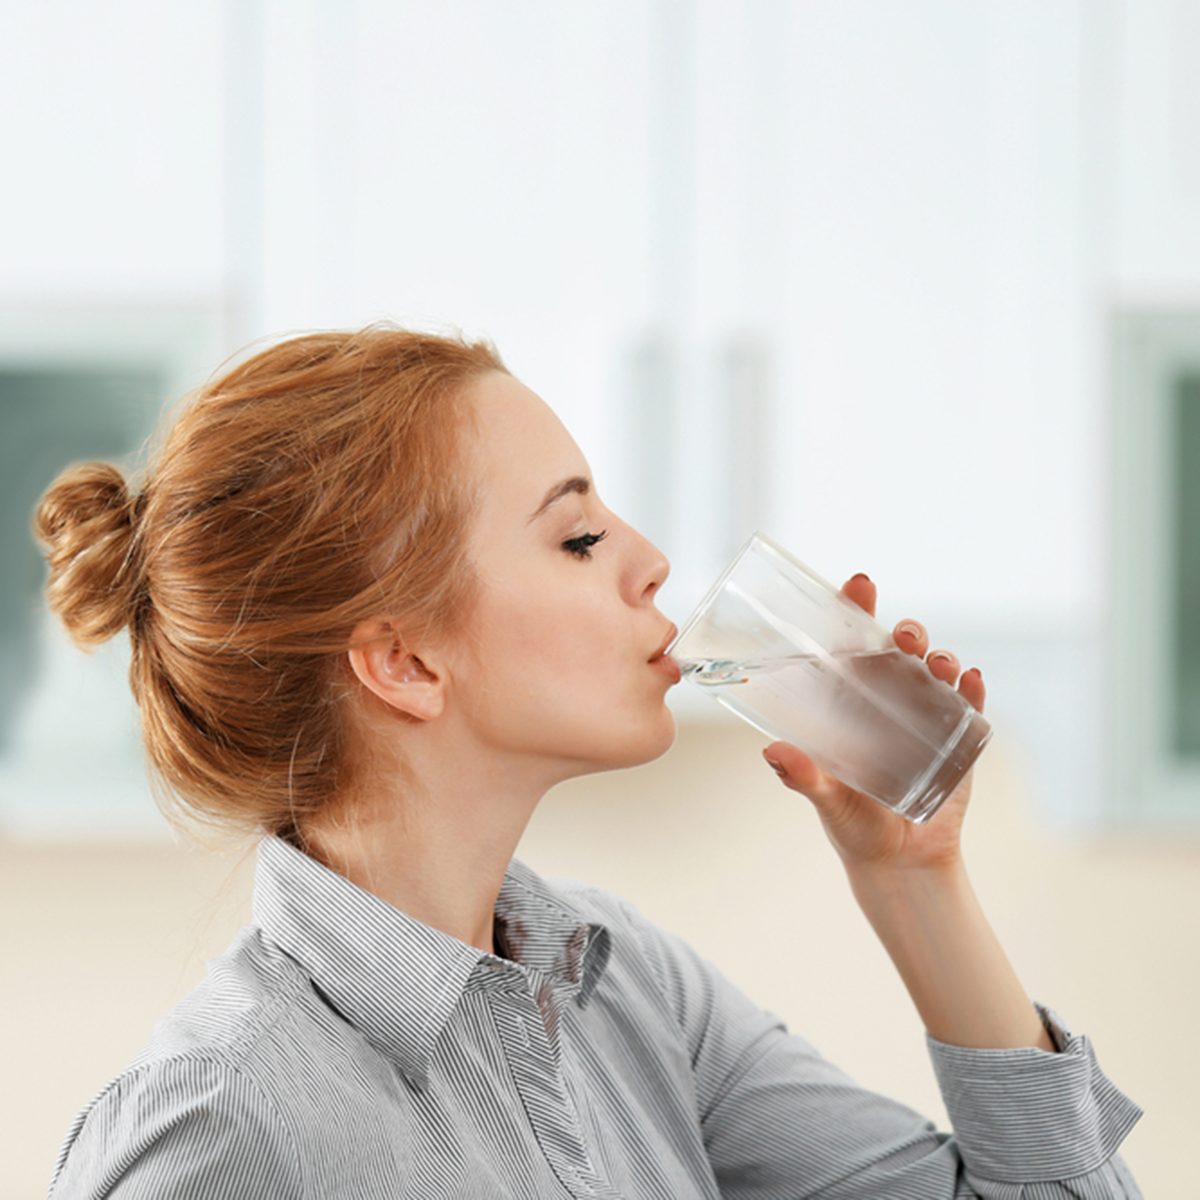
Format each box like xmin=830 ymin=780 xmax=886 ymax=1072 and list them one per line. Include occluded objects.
xmin=845 ymin=856 xmax=1057 ymax=1052
xmin=845 ymin=847 xmax=967 ymax=885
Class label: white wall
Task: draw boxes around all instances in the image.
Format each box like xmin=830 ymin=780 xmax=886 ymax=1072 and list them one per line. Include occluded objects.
xmin=0 ymin=3 xmax=225 ymax=297
xmin=1110 ymin=0 xmax=1200 ymax=293
xmin=0 ymin=1 xmax=1104 ymax=614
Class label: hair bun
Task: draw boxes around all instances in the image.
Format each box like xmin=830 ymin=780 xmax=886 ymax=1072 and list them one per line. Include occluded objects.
xmin=33 ymin=461 xmax=145 ymax=649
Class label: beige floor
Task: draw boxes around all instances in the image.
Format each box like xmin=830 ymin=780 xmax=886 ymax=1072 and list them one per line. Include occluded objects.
xmin=5 ymin=716 xmax=1191 ymax=1198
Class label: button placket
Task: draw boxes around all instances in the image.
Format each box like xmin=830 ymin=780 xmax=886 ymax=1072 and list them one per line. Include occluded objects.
xmin=491 ymin=990 xmax=615 ymax=1199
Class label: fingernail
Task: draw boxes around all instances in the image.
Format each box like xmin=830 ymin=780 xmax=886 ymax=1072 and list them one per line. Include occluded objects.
xmin=928 ymin=651 xmax=953 ymax=666
xmin=898 ymin=622 xmax=921 ymax=640
xmin=851 ymin=573 xmax=871 ymax=584
xmin=763 ymin=752 xmax=786 ymax=775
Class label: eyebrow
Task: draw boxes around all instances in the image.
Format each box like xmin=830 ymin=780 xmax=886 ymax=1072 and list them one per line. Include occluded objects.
xmin=527 ymin=475 xmax=591 ymax=524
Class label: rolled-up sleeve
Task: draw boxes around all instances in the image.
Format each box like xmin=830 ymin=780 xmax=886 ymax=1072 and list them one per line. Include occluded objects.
xmin=617 ymin=897 xmax=1144 ymax=1199
xmin=926 ymin=1002 xmax=1144 ymax=1196
xmin=47 ymin=1056 xmax=303 ymax=1199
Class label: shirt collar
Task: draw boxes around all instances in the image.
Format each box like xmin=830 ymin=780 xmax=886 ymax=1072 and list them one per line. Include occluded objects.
xmin=250 ymin=834 xmax=612 ymax=1089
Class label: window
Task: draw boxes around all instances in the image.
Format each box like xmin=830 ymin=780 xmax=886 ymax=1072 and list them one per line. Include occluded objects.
xmin=1108 ymin=311 xmax=1200 ymax=826
xmin=1170 ymin=372 xmax=1200 ymax=761
xmin=0 ymin=305 xmax=225 ymax=840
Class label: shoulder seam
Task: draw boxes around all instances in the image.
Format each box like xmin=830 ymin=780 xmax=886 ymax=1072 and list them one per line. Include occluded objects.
xmin=224 ymin=946 xmax=312 ymax=1070
xmin=56 ymin=1054 xmax=305 ymax=1198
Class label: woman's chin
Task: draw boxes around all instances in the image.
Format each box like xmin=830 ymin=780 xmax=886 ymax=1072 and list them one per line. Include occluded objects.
xmin=628 ymin=705 xmax=677 ymax=764
xmin=558 ymin=703 xmax=677 ymax=776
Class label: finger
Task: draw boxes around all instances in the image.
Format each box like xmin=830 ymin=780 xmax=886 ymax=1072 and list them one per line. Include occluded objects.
xmin=841 ymin=573 xmax=876 ymax=618
xmin=959 ymin=667 xmax=986 ymax=713
xmin=926 ymin=649 xmax=961 ymax=684
xmin=762 ymin=743 xmax=841 ymax=804
xmin=763 ymin=743 xmax=865 ymax=831
xmin=894 ymin=619 xmax=928 ymax=657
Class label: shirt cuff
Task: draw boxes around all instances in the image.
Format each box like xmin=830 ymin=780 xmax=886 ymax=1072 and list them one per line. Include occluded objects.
xmin=924 ymin=1000 xmax=1144 ymax=1185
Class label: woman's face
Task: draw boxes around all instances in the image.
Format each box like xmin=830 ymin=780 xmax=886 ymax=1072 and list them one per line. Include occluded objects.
xmin=450 ymin=370 xmax=678 ymax=779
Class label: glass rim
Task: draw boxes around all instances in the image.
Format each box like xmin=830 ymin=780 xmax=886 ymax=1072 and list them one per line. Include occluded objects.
xmin=665 ymin=530 xmax=855 ymax=660
xmin=666 ymin=529 xmax=773 ymax=658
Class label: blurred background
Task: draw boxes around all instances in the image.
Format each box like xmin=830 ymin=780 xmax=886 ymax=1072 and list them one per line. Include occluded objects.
xmin=2 ymin=1 xmax=1196 ymax=1194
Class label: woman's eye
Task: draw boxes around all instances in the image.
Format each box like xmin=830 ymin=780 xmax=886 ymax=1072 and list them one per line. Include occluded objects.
xmin=562 ymin=529 xmax=609 ymax=560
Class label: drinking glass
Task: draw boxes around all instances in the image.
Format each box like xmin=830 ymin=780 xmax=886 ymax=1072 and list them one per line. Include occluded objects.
xmin=664 ymin=531 xmax=993 ymax=823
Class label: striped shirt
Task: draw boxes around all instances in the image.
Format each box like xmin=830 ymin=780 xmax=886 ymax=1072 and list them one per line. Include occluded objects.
xmin=48 ymin=833 xmax=1144 ymax=1198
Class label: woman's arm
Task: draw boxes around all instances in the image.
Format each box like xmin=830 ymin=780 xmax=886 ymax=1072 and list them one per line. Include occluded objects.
xmin=845 ymin=856 xmax=1057 ymax=1051
xmin=760 ymin=571 xmax=1054 ymax=1052
xmin=608 ymin=886 xmax=1143 ymax=1199
xmin=750 ymin=574 xmax=1143 ymax=1192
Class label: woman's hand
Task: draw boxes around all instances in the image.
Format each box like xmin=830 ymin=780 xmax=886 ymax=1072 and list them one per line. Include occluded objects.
xmin=762 ymin=573 xmax=985 ymax=874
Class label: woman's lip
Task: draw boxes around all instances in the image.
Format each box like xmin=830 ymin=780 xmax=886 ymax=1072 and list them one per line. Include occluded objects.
xmin=650 ymin=654 xmax=682 ymax=683
xmin=649 ymin=623 xmax=680 ymax=662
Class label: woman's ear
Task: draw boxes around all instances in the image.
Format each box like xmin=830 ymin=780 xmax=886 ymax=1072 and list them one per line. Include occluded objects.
xmin=346 ymin=617 xmax=446 ymax=721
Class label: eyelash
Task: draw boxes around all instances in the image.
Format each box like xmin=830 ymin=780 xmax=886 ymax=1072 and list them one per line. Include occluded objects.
xmin=562 ymin=529 xmax=609 ymax=560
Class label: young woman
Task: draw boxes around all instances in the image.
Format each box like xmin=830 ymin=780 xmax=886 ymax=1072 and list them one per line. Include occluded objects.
xmin=38 ymin=324 xmax=1143 ymax=1197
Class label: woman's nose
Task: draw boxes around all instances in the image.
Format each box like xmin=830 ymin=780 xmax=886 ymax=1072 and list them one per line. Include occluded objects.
xmin=643 ymin=543 xmax=670 ymax=598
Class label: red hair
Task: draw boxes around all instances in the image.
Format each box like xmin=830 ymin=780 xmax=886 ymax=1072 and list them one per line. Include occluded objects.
xmin=32 ymin=321 xmax=506 ymax=849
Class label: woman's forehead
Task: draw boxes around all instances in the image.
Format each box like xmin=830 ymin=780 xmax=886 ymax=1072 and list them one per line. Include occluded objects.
xmin=466 ymin=374 xmax=588 ymax=492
